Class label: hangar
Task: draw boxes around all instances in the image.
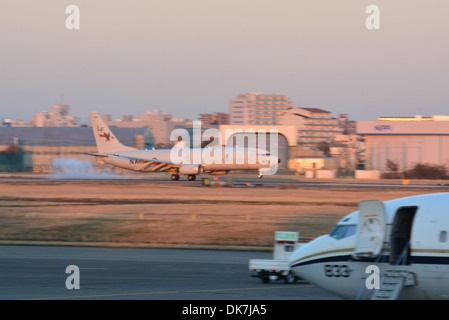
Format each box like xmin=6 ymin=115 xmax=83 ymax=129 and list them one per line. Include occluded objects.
xmin=357 ymin=115 xmax=449 ymax=172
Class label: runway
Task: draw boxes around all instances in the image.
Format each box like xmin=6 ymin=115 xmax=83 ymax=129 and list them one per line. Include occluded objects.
xmin=0 ymin=176 xmax=444 ymax=305
xmin=2 ymin=173 xmax=449 ymax=190
xmin=0 ymin=245 xmax=338 ymax=300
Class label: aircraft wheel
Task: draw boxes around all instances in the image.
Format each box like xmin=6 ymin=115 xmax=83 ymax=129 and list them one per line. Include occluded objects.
xmin=171 ymin=174 xmax=180 ymax=181
xmin=187 ymin=175 xmax=196 ymax=181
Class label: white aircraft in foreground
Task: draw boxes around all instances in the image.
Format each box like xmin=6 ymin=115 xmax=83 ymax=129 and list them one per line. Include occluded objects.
xmin=88 ymin=112 xmax=279 ymax=181
xmin=289 ymin=192 xmax=449 ymax=300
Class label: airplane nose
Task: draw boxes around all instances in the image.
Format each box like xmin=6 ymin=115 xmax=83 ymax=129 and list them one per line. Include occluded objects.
xmin=289 ymin=249 xmax=305 ymax=279
xmin=289 ymin=235 xmax=336 ymax=283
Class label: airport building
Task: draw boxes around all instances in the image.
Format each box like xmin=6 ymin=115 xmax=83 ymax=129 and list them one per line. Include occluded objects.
xmin=357 ymin=115 xmax=449 ymax=171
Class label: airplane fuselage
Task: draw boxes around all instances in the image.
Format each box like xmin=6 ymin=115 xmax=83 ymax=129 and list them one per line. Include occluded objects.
xmin=102 ymin=148 xmax=273 ymax=172
xmin=289 ymin=193 xmax=449 ymax=299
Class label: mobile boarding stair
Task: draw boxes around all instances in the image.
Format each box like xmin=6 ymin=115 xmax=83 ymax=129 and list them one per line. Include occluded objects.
xmin=355 ymin=200 xmax=418 ymax=300
xmin=357 ymin=242 xmax=418 ymax=300
xmin=369 ymin=243 xmax=417 ymax=300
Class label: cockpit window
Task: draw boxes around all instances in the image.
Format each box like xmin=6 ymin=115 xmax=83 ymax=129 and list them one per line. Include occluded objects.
xmin=330 ymin=224 xmax=357 ymax=240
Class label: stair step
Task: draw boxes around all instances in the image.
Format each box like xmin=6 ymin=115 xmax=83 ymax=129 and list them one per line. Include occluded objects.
xmin=371 ymin=274 xmax=406 ymax=300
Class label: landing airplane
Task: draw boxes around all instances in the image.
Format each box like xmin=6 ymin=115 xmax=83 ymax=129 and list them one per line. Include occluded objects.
xmin=88 ymin=112 xmax=279 ymax=181
xmin=289 ymin=192 xmax=449 ymax=300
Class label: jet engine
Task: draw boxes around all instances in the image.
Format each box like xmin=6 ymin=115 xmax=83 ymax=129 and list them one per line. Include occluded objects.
xmin=179 ymin=164 xmax=203 ymax=175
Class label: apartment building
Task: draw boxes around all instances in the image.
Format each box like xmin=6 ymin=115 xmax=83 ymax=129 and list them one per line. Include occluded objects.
xmin=229 ymin=92 xmax=293 ymax=125
xmin=104 ymin=110 xmax=192 ymax=147
xmin=198 ymin=112 xmax=230 ymax=126
xmin=279 ymin=107 xmax=343 ymax=149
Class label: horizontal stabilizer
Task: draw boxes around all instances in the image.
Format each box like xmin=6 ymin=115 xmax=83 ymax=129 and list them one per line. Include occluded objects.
xmin=77 ymin=152 xmax=110 ymax=158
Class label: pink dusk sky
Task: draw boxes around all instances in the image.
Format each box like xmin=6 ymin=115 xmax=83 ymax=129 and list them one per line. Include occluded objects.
xmin=1 ymin=0 xmax=448 ymax=123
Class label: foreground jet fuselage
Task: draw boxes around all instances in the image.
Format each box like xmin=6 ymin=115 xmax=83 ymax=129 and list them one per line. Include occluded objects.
xmin=289 ymin=192 xmax=449 ymax=300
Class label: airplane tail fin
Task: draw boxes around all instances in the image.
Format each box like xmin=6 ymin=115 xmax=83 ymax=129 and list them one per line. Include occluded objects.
xmin=90 ymin=112 xmax=135 ymax=153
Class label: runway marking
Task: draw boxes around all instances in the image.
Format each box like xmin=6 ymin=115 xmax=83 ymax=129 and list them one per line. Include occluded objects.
xmin=24 ymin=284 xmax=313 ymax=300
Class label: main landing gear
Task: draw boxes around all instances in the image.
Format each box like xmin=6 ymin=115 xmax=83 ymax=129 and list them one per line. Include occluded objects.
xmin=170 ymin=174 xmax=197 ymax=181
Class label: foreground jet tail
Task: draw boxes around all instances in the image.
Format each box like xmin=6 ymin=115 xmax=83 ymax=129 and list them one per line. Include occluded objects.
xmin=90 ymin=112 xmax=135 ymax=153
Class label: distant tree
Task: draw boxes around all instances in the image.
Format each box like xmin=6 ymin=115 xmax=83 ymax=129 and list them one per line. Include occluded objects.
xmin=386 ymin=159 xmax=399 ymax=172
xmin=405 ymin=163 xmax=449 ymax=180
xmin=0 ymin=145 xmax=19 ymax=156
xmin=381 ymin=159 xmax=401 ymax=179
xmin=317 ymin=142 xmax=331 ymax=157
xmin=0 ymin=145 xmax=24 ymax=172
